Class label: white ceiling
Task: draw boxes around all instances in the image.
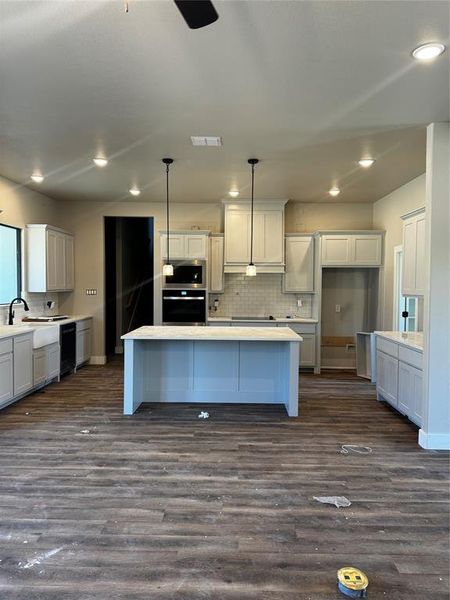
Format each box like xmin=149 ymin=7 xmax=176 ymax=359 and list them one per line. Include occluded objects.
xmin=0 ymin=0 xmax=448 ymax=203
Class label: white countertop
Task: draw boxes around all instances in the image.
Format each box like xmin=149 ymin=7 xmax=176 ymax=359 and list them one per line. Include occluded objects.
xmin=0 ymin=315 xmax=93 ymax=341
xmin=208 ymin=316 xmax=318 ymax=324
xmin=375 ymin=331 xmax=423 ymax=352
xmin=122 ymin=325 xmax=302 ymax=342
xmin=21 ymin=315 xmax=92 ymax=327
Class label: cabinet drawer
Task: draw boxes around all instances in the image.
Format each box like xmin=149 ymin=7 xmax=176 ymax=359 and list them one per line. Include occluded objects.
xmin=399 ymin=346 xmax=422 ymax=370
xmin=76 ymin=319 xmax=92 ymax=332
xmin=376 ymin=337 xmax=399 ymax=358
xmin=278 ymin=323 xmax=316 ymax=334
xmin=0 ymin=338 xmax=13 ymax=355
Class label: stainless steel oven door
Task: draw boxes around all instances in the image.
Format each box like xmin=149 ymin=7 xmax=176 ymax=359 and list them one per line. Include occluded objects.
xmin=162 ymin=289 xmax=206 ymax=324
xmin=163 ymin=260 xmax=206 ymax=288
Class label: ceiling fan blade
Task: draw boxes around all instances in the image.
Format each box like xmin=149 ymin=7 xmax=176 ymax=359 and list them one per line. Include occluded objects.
xmin=173 ymin=0 xmax=219 ymax=29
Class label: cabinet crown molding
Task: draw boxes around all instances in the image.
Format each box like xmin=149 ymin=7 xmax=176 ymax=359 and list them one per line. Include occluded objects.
xmin=401 ymin=207 xmax=425 ymax=220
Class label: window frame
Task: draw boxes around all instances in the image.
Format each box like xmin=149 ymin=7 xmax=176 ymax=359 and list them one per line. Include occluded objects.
xmin=0 ymin=223 xmax=22 ymax=306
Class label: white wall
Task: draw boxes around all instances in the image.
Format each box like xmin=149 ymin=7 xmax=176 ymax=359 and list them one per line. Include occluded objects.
xmin=372 ymin=174 xmax=426 ymax=329
xmin=0 ymin=175 xmax=62 ymax=324
xmin=285 ymin=202 xmax=373 ymax=232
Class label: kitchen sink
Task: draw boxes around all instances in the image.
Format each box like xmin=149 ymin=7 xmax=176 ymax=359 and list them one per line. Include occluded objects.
xmin=0 ymin=324 xmax=59 ymax=349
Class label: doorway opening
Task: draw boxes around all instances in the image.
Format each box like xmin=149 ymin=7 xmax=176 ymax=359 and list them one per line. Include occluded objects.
xmin=104 ymin=217 xmax=154 ymax=359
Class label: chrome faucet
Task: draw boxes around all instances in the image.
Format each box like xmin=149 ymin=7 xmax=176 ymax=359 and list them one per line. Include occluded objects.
xmin=8 ymin=297 xmax=30 ymax=325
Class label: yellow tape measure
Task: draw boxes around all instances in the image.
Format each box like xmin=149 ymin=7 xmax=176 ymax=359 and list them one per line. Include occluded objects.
xmin=337 ymin=567 xmax=369 ymax=598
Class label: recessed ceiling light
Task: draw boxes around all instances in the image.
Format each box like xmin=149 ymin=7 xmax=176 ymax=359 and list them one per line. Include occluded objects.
xmin=93 ymin=157 xmax=108 ymax=167
xmin=412 ymin=42 xmax=446 ymax=61
xmin=129 ymin=187 xmax=141 ymax=196
xmin=358 ymin=158 xmax=375 ymax=168
xmin=30 ymin=173 xmax=44 ymax=183
xmin=228 ymin=189 xmax=239 ymax=198
xmin=329 ymin=187 xmax=340 ymax=197
xmin=190 ymin=136 xmax=222 ymax=147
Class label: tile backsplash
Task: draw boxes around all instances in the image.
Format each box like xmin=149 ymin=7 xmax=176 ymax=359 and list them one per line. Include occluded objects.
xmin=209 ymin=274 xmax=313 ymax=318
xmin=0 ymin=293 xmax=59 ymax=325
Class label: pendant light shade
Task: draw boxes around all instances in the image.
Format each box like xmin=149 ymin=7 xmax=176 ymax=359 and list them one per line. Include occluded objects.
xmin=162 ymin=158 xmax=174 ymax=276
xmin=246 ymin=158 xmax=259 ymax=277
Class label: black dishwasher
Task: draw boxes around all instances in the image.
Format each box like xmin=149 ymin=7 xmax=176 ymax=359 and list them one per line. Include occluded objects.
xmin=60 ymin=323 xmax=76 ymax=376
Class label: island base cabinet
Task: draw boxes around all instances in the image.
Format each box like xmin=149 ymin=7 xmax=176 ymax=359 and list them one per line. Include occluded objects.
xmin=0 ymin=351 xmax=13 ymax=406
xmin=376 ymin=350 xmax=398 ymax=407
xmin=398 ymin=362 xmax=423 ymax=426
xmin=13 ymin=334 xmax=33 ymax=397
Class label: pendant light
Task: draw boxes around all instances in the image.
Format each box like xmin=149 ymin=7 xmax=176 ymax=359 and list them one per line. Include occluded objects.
xmin=162 ymin=158 xmax=174 ymax=277
xmin=246 ymin=158 xmax=259 ymax=276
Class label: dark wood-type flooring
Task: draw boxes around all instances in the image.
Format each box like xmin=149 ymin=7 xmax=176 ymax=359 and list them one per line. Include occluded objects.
xmin=0 ymin=362 xmax=449 ymax=599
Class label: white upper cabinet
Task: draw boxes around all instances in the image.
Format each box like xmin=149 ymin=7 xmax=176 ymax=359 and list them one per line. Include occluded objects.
xmin=209 ymin=235 xmax=224 ymax=293
xmin=283 ymin=235 xmax=314 ymax=293
xmin=26 ymin=225 xmax=75 ymax=292
xmin=160 ymin=232 xmax=208 ymax=260
xmin=402 ymin=209 xmax=426 ymax=296
xmin=223 ymin=200 xmax=287 ymax=272
xmin=320 ymin=232 xmax=383 ymax=267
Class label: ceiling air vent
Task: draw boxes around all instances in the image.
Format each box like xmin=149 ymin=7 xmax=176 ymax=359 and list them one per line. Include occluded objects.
xmin=190 ymin=136 xmax=222 ymax=147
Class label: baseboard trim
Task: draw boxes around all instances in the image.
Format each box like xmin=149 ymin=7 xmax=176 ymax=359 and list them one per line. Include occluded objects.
xmin=418 ymin=429 xmax=450 ymax=450
xmin=89 ymin=355 xmax=107 ymax=366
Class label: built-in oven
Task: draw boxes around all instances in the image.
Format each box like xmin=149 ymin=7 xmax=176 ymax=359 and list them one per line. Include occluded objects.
xmin=162 ymin=289 xmax=206 ymax=325
xmin=163 ymin=260 xmax=206 ymax=289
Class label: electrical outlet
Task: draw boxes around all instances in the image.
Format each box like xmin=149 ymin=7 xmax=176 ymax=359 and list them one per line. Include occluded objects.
xmin=335 ymin=304 xmax=341 ymax=313
xmin=297 ymin=299 xmax=303 ymax=308
xmin=86 ymin=289 xmax=97 ymax=296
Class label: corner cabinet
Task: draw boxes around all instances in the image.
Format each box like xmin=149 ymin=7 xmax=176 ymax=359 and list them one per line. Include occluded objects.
xmin=283 ymin=235 xmax=314 ymax=293
xmin=402 ymin=208 xmax=426 ymax=296
xmin=320 ymin=232 xmax=383 ymax=267
xmin=223 ymin=200 xmax=287 ymax=273
xmin=160 ymin=232 xmax=209 ymax=260
xmin=209 ymin=235 xmax=224 ymax=293
xmin=26 ymin=225 xmax=75 ymax=292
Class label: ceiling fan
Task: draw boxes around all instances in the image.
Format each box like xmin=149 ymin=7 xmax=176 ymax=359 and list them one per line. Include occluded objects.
xmin=174 ymin=0 xmax=219 ymax=29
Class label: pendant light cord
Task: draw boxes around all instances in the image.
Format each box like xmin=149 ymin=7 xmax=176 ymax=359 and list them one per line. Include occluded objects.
xmin=250 ymin=162 xmax=255 ymax=265
xmin=166 ymin=163 xmax=170 ymax=264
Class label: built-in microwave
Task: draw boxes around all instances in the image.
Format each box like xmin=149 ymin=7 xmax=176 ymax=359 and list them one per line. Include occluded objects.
xmin=163 ymin=260 xmax=206 ymax=289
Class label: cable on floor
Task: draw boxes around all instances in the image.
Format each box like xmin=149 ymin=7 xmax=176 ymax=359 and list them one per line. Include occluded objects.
xmin=340 ymin=444 xmax=373 ymax=455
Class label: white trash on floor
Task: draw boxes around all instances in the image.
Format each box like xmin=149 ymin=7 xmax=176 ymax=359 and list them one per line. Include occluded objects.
xmin=313 ymin=496 xmax=352 ymax=508
xmin=198 ymin=412 xmax=209 ymax=419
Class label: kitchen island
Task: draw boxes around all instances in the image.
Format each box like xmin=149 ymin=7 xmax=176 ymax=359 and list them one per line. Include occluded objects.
xmin=121 ymin=326 xmax=302 ymax=416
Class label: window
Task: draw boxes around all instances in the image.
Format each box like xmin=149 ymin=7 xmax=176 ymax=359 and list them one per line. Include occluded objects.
xmin=393 ymin=245 xmax=418 ymax=332
xmin=0 ymin=224 xmax=21 ymax=305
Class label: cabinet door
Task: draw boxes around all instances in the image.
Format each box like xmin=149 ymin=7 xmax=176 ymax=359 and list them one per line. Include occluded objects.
xmin=33 ymin=348 xmax=47 ymax=387
xmin=46 ymin=229 xmax=58 ymax=290
xmin=0 ymin=353 xmax=13 ymax=405
xmin=160 ymin=234 xmax=185 ymax=259
xmin=209 ymin=237 xmax=224 ymax=293
xmin=376 ymin=350 xmax=398 ymax=407
xmin=414 ymin=213 xmax=426 ymax=295
xmin=397 ymin=362 xmax=412 ymax=416
xmin=225 ymin=211 xmax=249 ymax=263
xmin=410 ymin=366 xmax=423 ymax=426
xmin=65 ymin=235 xmax=75 ymax=290
xmin=47 ymin=344 xmax=60 ymax=380
xmin=321 ymin=235 xmax=352 ymax=266
xmin=299 ymin=334 xmax=316 ymax=367
xmin=352 ymin=235 xmax=382 ymax=265
xmin=76 ymin=329 xmax=91 ymax=366
xmin=185 ymin=235 xmax=207 ymax=259
xmin=13 ymin=335 xmax=33 ymax=397
xmin=402 ymin=217 xmax=417 ymax=295
xmin=284 ymin=236 xmax=314 ymax=292
xmin=257 ymin=211 xmax=283 ymax=263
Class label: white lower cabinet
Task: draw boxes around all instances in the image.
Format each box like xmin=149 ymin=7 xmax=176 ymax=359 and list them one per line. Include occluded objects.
xmin=398 ymin=362 xmax=423 ymax=426
xmin=13 ymin=334 xmax=33 ymax=397
xmin=376 ymin=336 xmax=423 ymax=427
xmin=376 ymin=350 xmax=398 ymax=407
xmin=277 ymin=323 xmax=316 ymax=368
xmin=33 ymin=343 xmax=60 ymax=388
xmin=0 ymin=350 xmax=14 ymax=406
xmin=76 ymin=319 xmax=92 ymax=367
